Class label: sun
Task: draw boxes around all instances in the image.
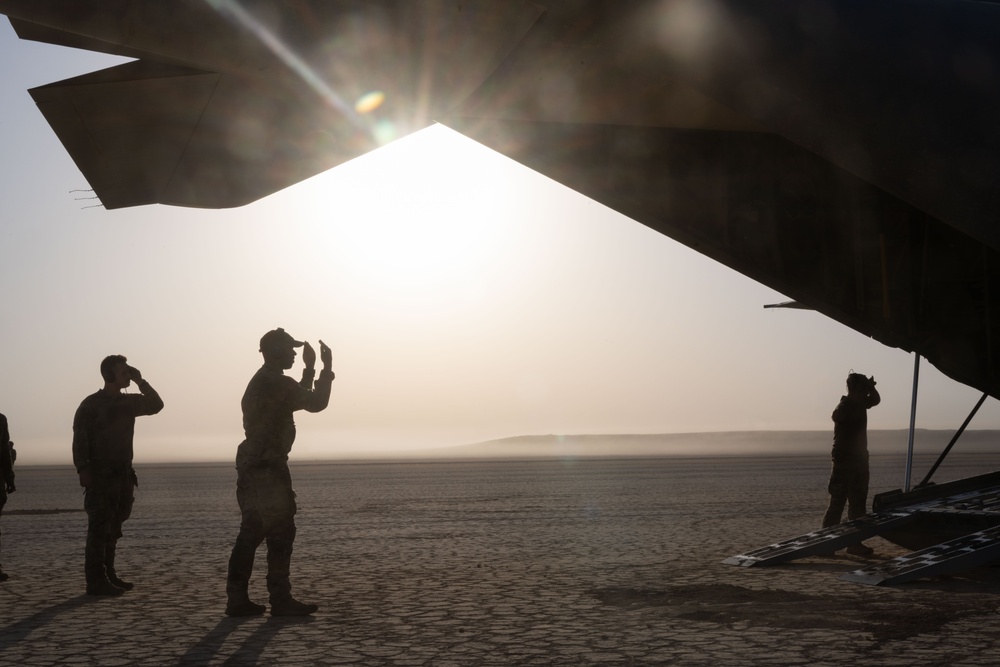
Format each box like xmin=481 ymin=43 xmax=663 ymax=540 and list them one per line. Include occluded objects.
xmin=292 ymin=124 xmax=518 ymax=301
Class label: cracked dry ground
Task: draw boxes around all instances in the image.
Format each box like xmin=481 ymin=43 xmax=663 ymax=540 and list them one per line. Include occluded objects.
xmin=3 ymin=455 xmax=1000 ymax=666
xmin=592 ymin=581 xmax=1000 ymax=646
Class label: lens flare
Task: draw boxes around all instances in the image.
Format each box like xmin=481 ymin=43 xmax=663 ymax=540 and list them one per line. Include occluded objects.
xmin=207 ymin=0 xmax=360 ymax=126
xmin=372 ymin=119 xmax=397 ymax=145
xmin=355 ymin=91 xmax=386 ymax=114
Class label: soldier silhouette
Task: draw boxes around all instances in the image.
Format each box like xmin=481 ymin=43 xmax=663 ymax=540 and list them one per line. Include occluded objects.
xmin=225 ymin=329 xmax=334 ymax=617
xmin=822 ymin=371 xmax=881 ymax=555
xmin=0 ymin=413 xmax=15 ymax=582
xmin=72 ymin=355 xmax=163 ymax=595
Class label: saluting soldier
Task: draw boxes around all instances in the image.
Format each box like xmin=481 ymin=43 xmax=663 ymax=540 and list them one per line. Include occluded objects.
xmin=73 ymin=355 xmax=163 ymax=595
xmin=225 ymin=328 xmax=334 ymax=617
xmin=822 ymin=371 xmax=881 ymax=555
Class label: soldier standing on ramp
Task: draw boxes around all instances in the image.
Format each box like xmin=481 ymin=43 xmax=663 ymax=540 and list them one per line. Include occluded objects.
xmin=225 ymin=328 xmax=334 ymax=617
xmin=822 ymin=371 xmax=881 ymax=555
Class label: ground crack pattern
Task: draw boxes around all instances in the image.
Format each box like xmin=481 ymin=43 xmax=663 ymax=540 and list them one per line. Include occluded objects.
xmin=591 ymin=584 xmax=998 ymax=644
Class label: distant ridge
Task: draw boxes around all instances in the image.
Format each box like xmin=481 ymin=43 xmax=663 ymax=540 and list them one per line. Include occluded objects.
xmin=428 ymin=430 xmax=1000 ymax=458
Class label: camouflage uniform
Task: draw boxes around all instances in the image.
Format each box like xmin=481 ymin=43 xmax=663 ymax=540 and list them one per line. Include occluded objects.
xmin=0 ymin=413 xmax=14 ymax=578
xmin=822 ymin=387 xmax=880 ymax=527
xmin=227 ymin=364 xmax=333 ymax=605
xmin=72 ymin=380 xmax=163 ymax=587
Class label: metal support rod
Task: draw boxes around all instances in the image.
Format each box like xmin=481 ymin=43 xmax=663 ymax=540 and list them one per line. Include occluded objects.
xmin=917 ymin=391 xmax=989 ymax=489
xmin=904 ymin=354 xmax=920 ymax=492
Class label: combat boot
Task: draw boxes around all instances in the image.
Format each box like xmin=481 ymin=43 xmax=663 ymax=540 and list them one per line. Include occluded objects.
xmin=108 ymin=573 xmax=134 ymax=591
xmin=264 ymin=536 xmax=316 ymax=616
xmin=226 ymin=598 xmax=267 ymax=617
xmin=87 ymin=579 xmax=125 ymax=596
xmin=846 ymin=542 xmax=875 ymax=556
xmin=105 ymin=543 xmax=134 ymax=590
xmin=270 ymin=596 xmax=318 ymax=617
xmin=226 ymin=580 xmax=266 ymax=617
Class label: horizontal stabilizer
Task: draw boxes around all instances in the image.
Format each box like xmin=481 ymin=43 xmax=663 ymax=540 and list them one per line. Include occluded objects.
xmin=29 ymin=61 xmax=372 ymax=209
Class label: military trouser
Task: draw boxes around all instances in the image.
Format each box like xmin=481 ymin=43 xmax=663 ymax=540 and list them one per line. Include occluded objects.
xmin=227 ymin=461 xmax=297 ymax=604
xmin=822 ymin=458 xmax=870 ymax=527
xmin=83 ymin=463 xmax=136 ymax=585
xmin=0 ymin=485 xmax=6 ymax=572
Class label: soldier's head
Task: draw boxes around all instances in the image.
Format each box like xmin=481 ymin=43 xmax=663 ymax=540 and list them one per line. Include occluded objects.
xmin=100 ymin=354 xmax=131 ymax=390
xmin=846 ymin=372 xmax=872 ymax=395
xmin=259 ymin=328 xmax=302 ymax=369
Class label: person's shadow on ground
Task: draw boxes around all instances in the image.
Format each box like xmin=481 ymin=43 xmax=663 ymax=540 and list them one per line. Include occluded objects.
xmin=176 ymin=615 xmax=315 ymax=666
xmin=0 ymin=595 xmax=92 ymax=647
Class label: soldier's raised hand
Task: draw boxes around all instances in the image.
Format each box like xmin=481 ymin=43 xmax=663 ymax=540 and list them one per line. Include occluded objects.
xmin=319 ymin=340 xmax=332 ymax=369
xmin=302 ymin=341 xmax=316 ymax=369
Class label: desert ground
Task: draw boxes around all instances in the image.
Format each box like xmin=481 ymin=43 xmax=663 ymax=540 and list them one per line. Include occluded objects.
xmin=2 ymin=451 xmax=1000 ymax=666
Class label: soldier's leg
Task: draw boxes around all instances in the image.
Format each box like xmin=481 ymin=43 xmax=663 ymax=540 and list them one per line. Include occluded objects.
xmin=266 ymin=520 xmax=316 ymax=616
xmin=0 ymin=486 xmax=7 ymax=581
xmin=106 ymin=469 xmax=136 ymax=590
xmin=822 ymin=464 xmax=849 ymax=527
xmin=84 ymin=487 xmax=108 ymax=583
xmin=262 ymin=466 xmax=315 ymax=616
xmin=262 ymin=466 xmax=297 ymax=602
xmin=844 ymin=464 xmax=875 ymax=555
xmin=226 ymin=512 xmax=267 ymax=616
xmin=845 ymin=464 xmax=871 ymax=521
xmin=84 ymin=477 xmax=124 ymax=595
xmin=226 ymin=468 xmax=267 ymax=616
xmin=228 ymin=511 xmax=265 ymax=591
xmin=265 ymin=520 xmax=296 ymax=602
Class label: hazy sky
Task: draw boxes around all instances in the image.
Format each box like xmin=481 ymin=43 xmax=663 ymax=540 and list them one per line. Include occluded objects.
xmin=3 ymin=19 xmax=1000 ymax=465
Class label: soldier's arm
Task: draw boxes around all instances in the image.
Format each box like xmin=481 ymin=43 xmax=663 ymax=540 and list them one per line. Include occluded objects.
xmin=0 ymin=414 xmax=13 ymax=487
xmin=283 ymin=370 xmax=332 ymax=414
xmin=134 ymin=377 xmax=164 ymax=416
xmin=303 ymin=368 xmax=334 ymax=413
xmin=865 ymin=387 xmax=881 ymax=409
xmin=72 ymin=402 xmax=93 ymax=484
xmin=304 ymin=340 xmax=334 ymax=413
xmin=288 ymin=340 xmax=331 ymax=412
xmin=298 ymin=366 xmax=316 ymax=391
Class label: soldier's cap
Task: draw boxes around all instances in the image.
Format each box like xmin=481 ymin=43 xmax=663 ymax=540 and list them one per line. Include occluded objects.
xmin=259 ymin=328 xmax=304 ymax=353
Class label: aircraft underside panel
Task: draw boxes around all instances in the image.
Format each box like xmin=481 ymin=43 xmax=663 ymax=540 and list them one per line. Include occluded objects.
xmin=445 ymin=117 xmax=1000 ymax=401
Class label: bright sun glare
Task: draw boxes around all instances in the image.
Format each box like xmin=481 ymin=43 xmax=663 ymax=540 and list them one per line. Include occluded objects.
xmin=302 ymin=125 xmax=513 ymax=296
